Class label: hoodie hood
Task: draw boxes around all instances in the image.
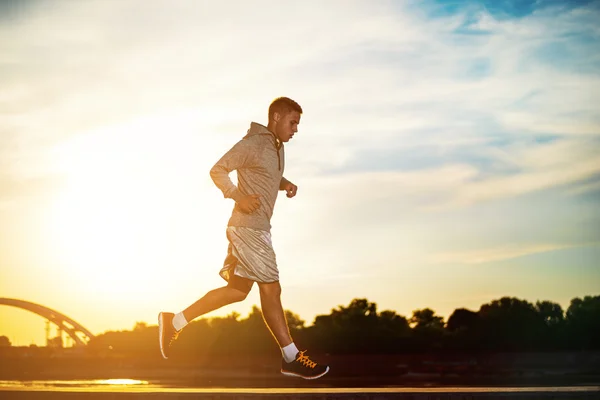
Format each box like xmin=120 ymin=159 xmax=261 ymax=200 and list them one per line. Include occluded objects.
xmin=244 ymin=122 xmax=280 ymax=145
xmin=244 ymin=122 xmax=271 ymax=137
xmin=244 ymin=122 xmax=283 ymax=169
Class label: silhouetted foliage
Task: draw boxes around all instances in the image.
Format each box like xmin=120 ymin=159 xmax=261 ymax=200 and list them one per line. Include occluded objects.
xmin=0 ymin=336 xmax=10 ymax=347
xmin=87 ymin=294 xmax=600 ymax=358
xmin=411 ymin=308 xmax=444 ymax=330
xmin=566 ymin=295 xmax=600 ymax=350
xmin=535 ymin=300 xmax=566 ymax=349
xmin=309 ymin=299 xmax=410 ymax=354
xmin=478 ymin=297 xmax=546 ymax=351
xmin=536 ymin=301 xmax=564 ymax=326
xmin=446 ymin=308 xmax=480 ymax=351
xmin=408 ymin=308 xmax=444 ymax=352
xmin=446 ymin=308 xmax=479 ymax=333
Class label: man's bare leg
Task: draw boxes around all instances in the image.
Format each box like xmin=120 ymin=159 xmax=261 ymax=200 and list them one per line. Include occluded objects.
xmin=258 ymin=281 xmax=330 ymax=379
xmin=258 ymin=281 xmax=293 ymax=348
xmin=182 ymin=286 xmax=247 ymax=322
xmin=178 ymin=274 xmax=253 ymax=327
xmin=159 ymin=277 xmax=251 ymax=359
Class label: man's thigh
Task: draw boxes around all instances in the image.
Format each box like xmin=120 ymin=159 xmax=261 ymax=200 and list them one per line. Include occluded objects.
xmin=227 ymin=273 xmax=255 ymax=295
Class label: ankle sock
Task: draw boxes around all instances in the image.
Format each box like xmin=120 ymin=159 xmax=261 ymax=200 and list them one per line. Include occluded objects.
xmin=172 ymin=312 xmax=188 ymax=331
xmin=282 ymin=342 xmax=299 ymax=363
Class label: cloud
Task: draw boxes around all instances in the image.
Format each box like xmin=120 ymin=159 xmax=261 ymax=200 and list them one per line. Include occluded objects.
xmin=428 ymin=242 xmax=591 ymax=265
xmin=567 ymin=179 xmax=600 ymax=196
xmin=2 ymin=1 xmax=598 ymax=216
xmin=444 ymin=138 xmax=600 ymax=207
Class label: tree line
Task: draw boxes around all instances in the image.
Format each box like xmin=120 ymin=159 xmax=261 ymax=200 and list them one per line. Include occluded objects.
xmin=80 ymin=295 xmax=600 ymax=358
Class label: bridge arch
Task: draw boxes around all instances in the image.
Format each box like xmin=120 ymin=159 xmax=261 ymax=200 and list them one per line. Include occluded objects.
xmin=0 ymin=298 xmax=95 ymax=346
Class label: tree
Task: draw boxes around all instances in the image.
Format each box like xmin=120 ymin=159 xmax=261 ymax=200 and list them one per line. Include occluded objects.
xmin=478 ymin=297 xmax=546 ymax=351
xmin=0 ymin=336 xmax=11 ymax=347
xmin=82 ymin=294 xmax=600 ymax=360
xmin=410 ymin=308 xmax=444 ymax=330
xmin=535 ymin=301 xmax=564 ymax=326
xmin=309 ymin=298 xmax=410 ymax=353
xmin=534 ymin=300 xmax=566 ymax=349
xmin=445 ymin=308 xmax=481 ymax=351
xmin=566 ymin=295 xmax=600 ymax=350
xmin=374 ymin=310 xmax=411 ymax=352
xmin=410 ymin=308 xmax=445 ymax=351
xmin=239 ymin=306 xmax=277 ymax=353
xmin=331 ymin=298 xmax=378 ymax=323
xmin=446 ymin=308 xmax=479 ymax=332
xmin=133 ymin=321 xmax=148 ymax=331
xmin=310 ymin=298 xmax=378 ymax=353
xmin=379 ymin=310 xmax=410 ymax=332
xmin=285 ymin=310 xmax=305 ymax=332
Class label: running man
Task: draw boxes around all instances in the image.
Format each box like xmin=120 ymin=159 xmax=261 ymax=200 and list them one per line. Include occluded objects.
xmin=158 ymin=97 xmax=329 ymax=380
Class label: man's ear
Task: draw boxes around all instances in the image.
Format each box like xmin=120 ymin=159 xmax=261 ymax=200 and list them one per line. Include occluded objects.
xmin=273 ymin=112 xmax=281 ymax=122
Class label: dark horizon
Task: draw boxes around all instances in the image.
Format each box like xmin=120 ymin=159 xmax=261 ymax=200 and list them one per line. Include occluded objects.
xmin=2 ymin=294 xmax=599 ymax=355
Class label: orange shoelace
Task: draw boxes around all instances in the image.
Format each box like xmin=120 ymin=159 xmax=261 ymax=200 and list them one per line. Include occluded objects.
xmin=296 ymin=351 xmax=317 ymax=369
xmin=168 ymin=330 xmax=179 ymax=347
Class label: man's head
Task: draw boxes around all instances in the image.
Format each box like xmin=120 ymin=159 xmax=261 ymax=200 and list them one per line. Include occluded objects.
xmin=268 ymin=97 xmax=302 ymax=143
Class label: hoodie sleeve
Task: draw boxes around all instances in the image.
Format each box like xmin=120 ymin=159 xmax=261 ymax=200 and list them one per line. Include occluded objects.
xmin=279 ymin=177 xmax=291 ymax=190
xmin=210 ymin=138 xmax=257 ymax=203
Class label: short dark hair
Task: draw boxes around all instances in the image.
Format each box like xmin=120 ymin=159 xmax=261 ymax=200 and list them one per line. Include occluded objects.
xmin=268 ymin=97 xmax=302 ymax=121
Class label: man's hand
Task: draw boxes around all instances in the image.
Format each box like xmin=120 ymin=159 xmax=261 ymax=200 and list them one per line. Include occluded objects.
xmin=281 ymin=181 xmax=298 ymax=198
xmin=237 ymin=194 xmax=262 ymax=213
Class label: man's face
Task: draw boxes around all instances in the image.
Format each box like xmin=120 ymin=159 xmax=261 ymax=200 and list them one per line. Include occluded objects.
xmin=275 ymin=110 xmax=301 ymax=143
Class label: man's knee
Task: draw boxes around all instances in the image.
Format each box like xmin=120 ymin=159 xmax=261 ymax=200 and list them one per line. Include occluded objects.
xmin=258 ymin=281 xmax=282 ymax=298
xmin=226 ymin=287 xmax=248 ymax=302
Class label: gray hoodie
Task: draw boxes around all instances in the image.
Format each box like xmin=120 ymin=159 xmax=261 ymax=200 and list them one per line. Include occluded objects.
xmin=210 ymin=122 xmax=290 ymax=232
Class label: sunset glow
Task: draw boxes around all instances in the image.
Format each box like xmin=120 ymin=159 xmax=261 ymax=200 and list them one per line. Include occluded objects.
xmin=1 ymin=0 xmax=598 ymax=346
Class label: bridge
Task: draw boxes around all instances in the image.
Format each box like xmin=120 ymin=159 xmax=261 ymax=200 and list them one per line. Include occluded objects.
xmin=0 ymin=298 xmax=95 ymax=346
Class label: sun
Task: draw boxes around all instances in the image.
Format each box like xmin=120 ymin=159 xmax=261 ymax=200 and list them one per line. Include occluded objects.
xmin=48 ymin=133 xmax=171 ymax=297
xmin=46 ymin=113 xmax=229 ymax=300
xmin=50 ymin=170 xmax=158 ymax=296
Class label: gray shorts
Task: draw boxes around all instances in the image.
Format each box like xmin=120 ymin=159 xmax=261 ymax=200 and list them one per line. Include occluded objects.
xmin=220 ymin=226 xmax=279 ymax=284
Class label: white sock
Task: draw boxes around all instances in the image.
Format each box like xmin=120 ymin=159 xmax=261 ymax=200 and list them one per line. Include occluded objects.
xmin=282 ymin=342 xmax=299 ymax=363
xmin=172 ymin=312 xmax=188 ymax=331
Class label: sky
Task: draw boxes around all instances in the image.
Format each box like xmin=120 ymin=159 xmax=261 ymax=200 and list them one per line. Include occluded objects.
xmin=1 ymin=0 xmax=599 ymax=346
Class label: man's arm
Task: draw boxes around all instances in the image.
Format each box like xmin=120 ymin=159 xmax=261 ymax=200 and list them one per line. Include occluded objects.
xmin=279 ymin=177 xmax=298 ymax=198
xmin=279 ymin=177 xmax=291 ymax=190
xmin=210 ymin=139 xmax=256 ymax=203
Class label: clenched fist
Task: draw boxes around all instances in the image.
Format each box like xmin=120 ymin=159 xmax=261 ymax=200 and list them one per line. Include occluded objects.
xmin=281 ymin=181 xmax=298 ymax=198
